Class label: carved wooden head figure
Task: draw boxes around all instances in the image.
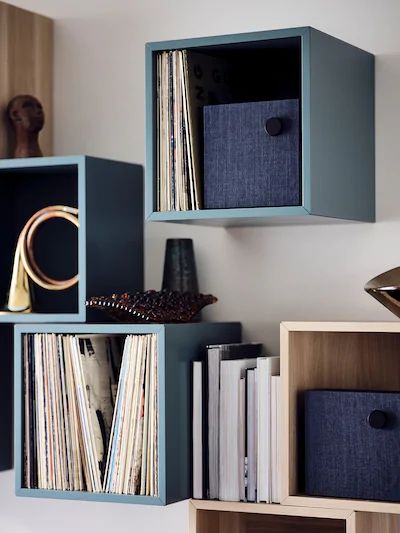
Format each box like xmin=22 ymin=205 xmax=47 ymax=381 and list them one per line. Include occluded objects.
xmin=7 ymin=94 xmax=45 ymax=158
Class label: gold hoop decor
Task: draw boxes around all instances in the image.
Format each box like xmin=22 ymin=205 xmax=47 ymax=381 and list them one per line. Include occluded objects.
xmin=6 ymin=205 xmax=79 ymax=312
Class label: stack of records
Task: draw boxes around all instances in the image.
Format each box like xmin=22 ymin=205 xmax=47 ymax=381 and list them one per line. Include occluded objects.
xmin=23 ymin=333 xmax=158 ymax=496
xmin=156 ymin=49 xmax=232 ymax=211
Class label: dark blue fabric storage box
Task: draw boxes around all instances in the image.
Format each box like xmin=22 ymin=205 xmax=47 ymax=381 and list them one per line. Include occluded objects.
xmin=304 ymin=389 xmax=400 ymax=501
xmin=203 ymin=99 xmax=300 ymax=209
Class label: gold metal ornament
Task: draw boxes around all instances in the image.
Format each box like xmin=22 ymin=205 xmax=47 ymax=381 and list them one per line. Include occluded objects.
xmin=364 ymin=266 xmax=400 ymax=318
xmin=5 ymin=205 xmax=79 ymax=313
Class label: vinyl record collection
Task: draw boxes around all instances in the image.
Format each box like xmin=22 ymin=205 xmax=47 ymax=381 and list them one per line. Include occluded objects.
xmin=156 ymin=49 xmax=232 ymax=212
xmin=157 ymin=50 xmax=201 ymax=211
xmin=23 ymin=333 xmax=158 ymax=496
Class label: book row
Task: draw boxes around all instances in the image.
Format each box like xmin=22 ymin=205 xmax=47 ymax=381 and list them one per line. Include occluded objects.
xmin=193 ymin=342 xmax=281 ymax=503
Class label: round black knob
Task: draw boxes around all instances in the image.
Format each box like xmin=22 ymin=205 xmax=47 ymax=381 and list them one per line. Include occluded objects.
xmin=368 ymin=410 xmax=387 ymax=429
xmin=265 ymin=117 xmax=282 ymax=136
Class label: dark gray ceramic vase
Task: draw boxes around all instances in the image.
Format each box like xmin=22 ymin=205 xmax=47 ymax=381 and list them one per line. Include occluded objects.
xmin=162 ymin=239 xmax=199 ymax=294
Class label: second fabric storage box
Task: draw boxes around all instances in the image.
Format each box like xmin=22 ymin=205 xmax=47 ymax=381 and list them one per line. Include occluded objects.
xmin=203 ymin=98 xmax=300 ymax=209
xmin=304 ymin=389 xmax=400 ymax=501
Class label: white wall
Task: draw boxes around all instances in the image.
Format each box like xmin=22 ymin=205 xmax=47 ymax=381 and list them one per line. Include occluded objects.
xmin=1 ymin=0 xmax=400 ymax=531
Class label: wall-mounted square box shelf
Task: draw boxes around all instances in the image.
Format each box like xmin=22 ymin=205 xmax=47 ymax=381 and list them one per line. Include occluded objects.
xmin=14 ymin=321 xmax=241 ymax=505
xmin=0 ymin=155 xmax=143 ymax=322
xmin=189 ymin=500 xmax=400 ymax=533
xmin=145 ymin=27 xmax=375 ymax=227
xmin=280 ymin=321 xmax=400 ymax=514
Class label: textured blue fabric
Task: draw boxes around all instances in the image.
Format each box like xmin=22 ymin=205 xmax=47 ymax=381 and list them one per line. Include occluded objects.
xmin=203 ymin=99 xmax=300 ymax=209
xmin=304 ymin=390 xmax=400 ymax=501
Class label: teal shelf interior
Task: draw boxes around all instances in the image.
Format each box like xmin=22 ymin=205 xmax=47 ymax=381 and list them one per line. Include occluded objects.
xmin=0 ymin=326 xmax=13 ymax=472
xmin=0 ymin=155 xmax=144 ymax=322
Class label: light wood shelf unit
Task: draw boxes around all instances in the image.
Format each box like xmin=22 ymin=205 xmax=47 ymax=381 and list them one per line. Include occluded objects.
xmin=281 ymin=321 xmax=400 ymax=514
xmin=189 ymin=499 xmax=400 ymax=533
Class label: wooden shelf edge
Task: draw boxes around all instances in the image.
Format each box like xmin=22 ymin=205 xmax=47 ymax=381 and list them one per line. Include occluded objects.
xmin=189 ymin=501 xmax=400 ymax=533
xmin=16 ymin=487 xmax=164 ymax=505
xmin=280 ymin=321 xmax=400 ymax=333
xmin=190 ymin=499 xmax=353 ymax=519
xmin=283 ymin=495 xmax=400 ymax=515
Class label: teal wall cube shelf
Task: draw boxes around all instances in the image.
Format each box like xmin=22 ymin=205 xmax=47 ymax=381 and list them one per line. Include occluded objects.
xmin=145 ymin=27 xmax=375 ymax=226
xmin=0 ymin=326 xmax=14 ymax=471
xmin=14 ymin=321 xmax=242 ymax=505
xmin=0 ymin=155 xmax=143 ymax=322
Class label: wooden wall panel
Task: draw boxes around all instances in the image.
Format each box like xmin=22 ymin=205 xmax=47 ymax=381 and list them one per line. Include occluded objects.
xmin=0 ymin=1 xmax=53 ymax=158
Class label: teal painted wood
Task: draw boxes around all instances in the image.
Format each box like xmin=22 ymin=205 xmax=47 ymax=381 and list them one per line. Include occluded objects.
xmin=146 ymin=27 xmax=308 ymax=52
xmin=0 ymin=155 xmax=143 ymax=322
xmin=148 ymin=206 xmax=309 ymax=225
xmin=15 ymin=487 xmax=165 ymax=505
xmin=145 ymin=27 xmax=375 ymax=226
xmin=306 ymin=28 xmax=375 ymax=221
xmin=163 ymin=322 xmax=241 ymax=503
xmin=0 ymin=326 xmax=13 ymax=471
xmin=0 ymin=155 xmax=87 ymax=170
xmin=14 ymin=321 xmax=242 ymax=505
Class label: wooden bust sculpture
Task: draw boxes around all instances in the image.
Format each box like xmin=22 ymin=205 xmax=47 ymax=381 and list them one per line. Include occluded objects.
xmin=7 ymin=94 xmax=44 ymax=158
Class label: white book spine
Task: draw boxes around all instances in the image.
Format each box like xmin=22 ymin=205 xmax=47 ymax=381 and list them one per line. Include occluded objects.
xmin=239 ymin=377 xmax=246 ymax=502
xmin=207 ymin=347 xmax=221 ymax=499
xmin=257 ymin=356 xmax=280 ymax=503
xmin=246 ymin=370 xmax=256 ymax=502
xmin=271 ymin=375 xmax=279 ymax=503
xmin=192 ymin=361 xmax=203 ymax=499
xmin=219 ymin=361 xmax=238 ymax=501
xmin=219 ymin=358 xmax=257 ymax=502
xmin=274 ymin=376 xmax=282 ymax=503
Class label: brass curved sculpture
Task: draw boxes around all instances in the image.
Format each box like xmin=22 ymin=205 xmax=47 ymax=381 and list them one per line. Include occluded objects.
xmin=6 ymin=205 xmax=79 ymax=313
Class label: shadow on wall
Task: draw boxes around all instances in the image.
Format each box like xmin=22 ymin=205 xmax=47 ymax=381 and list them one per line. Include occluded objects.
xmin=375 ymin=53 xmax=400 ymax=223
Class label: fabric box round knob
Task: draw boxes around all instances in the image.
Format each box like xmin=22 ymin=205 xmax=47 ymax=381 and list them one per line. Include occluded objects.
xmin=203 ymin=99 xmax=300 ymax=209
xmin=304 ymin=389 xmax=400 ymax=501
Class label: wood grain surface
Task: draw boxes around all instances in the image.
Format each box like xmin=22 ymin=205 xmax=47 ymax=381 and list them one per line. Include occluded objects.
xmin=0 ymin=1 xmax=53 ymax=158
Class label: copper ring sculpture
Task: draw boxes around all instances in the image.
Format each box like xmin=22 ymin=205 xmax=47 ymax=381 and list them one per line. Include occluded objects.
xmin=7 ymin=205 xmax=79 ymax=312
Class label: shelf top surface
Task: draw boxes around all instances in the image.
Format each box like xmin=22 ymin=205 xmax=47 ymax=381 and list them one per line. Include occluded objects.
xmin=146 ymin=26 xmax=311 ymax=51
xmin=281 ymin=321 xmax=400 ymax=333
xmin=0 ymin=155 xmax=142 ymax=171
xmin=0 ymin=155 xmax=86 ymax=170
xmin=190 ymin=499 xmax=352 ymax=519
xmin=285 ymin=494 xmax=400 ymax=515
xmin=14 ymin=321 xmax=240 ymax=335
xmin=14 ymin=323 xmax=167 ymax=335
xmin=0 ymin=312 xmax=84 ymax=323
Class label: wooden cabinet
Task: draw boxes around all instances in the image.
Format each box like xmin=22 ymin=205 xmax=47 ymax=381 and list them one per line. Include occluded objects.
xmin=281 ymin=321 xmax=400 ymax=514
